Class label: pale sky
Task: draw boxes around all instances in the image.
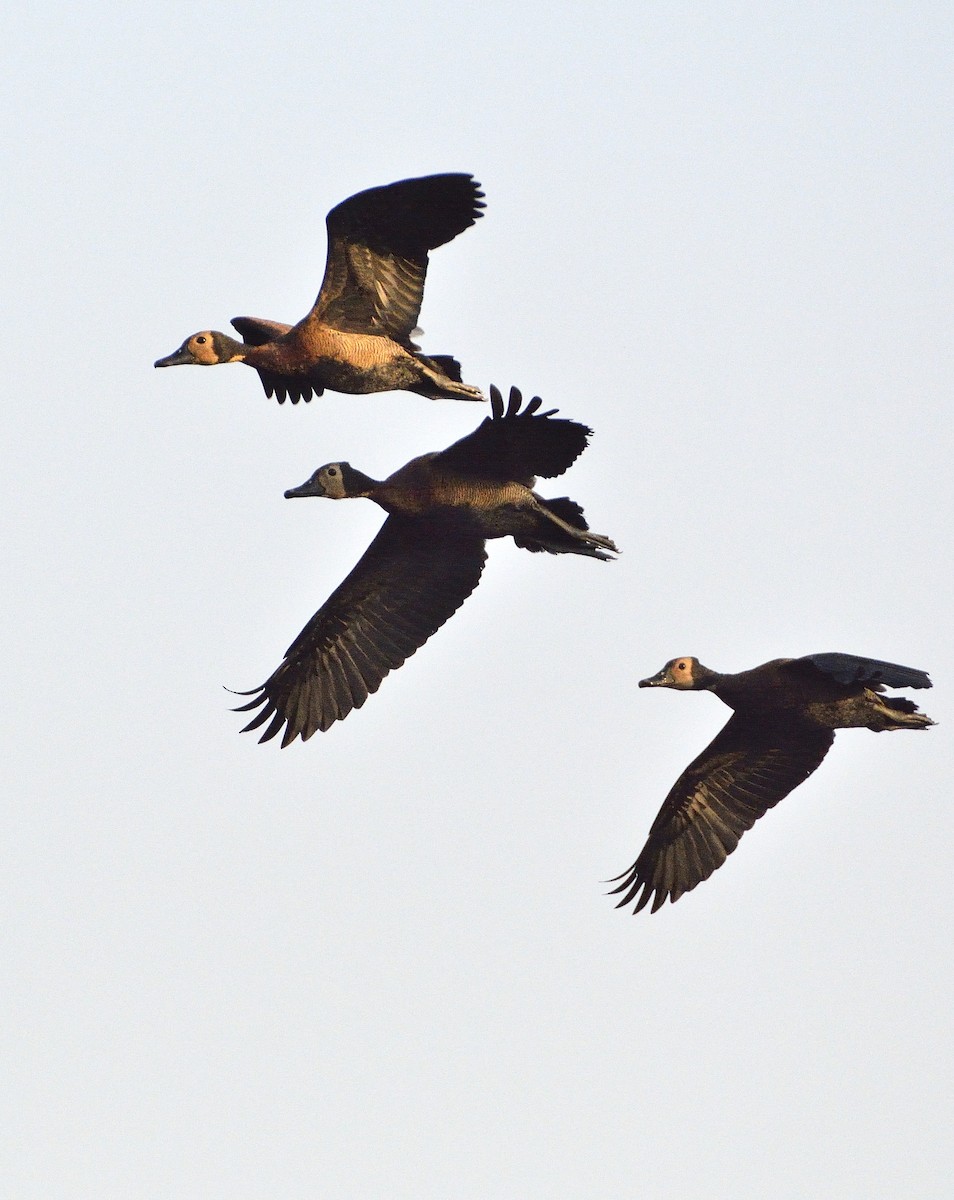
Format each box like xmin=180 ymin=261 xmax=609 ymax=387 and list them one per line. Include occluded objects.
xmin=4 ymin=3 xmax=953 ymax=1197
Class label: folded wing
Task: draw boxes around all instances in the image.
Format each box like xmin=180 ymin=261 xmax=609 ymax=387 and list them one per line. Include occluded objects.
xmin=793 ymin=653 xmax=932 ymax=691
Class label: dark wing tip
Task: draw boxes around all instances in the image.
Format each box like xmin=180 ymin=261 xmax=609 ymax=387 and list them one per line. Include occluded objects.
xmin=459 ymin=384 xmax=594 ymax=481
xmin=230 ymin=689 xmax=266 ymax=711
xmin=487 ymin=384 xmax=562 ymax=424
xmin=466 ymin=174 xmax=486 ymax=218
xmin=327 ymin=172 xmax=487 ymax=251
xmin=254 ymin=368 xmax=320 ymax=406
xmin=232 ymin=684 xmax=322 ymax=746
xmin=449 ymin=172 xmax=485 ymax=221
xmin=230 ymin=517 xmax=489 ymax=749
xmin=606 ymin=863 xmax=660 ymax=914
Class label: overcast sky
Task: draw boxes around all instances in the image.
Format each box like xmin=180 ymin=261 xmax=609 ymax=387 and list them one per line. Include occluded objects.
xmin=4 ymin=3 xmax=953 ymax=1197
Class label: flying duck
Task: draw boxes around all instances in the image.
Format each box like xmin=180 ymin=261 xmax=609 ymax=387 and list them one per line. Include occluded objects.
xmin=234 ymin=386 xmax=618 ymax=745
xmin=155 ymin=173 xmax=485 ymax=404
xmin=610 ymin=653 xmax=935 ymax=913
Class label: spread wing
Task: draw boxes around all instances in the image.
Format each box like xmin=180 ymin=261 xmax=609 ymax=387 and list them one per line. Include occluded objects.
xmin=435 ymin=385 xmax=592 ymax=484
xmin=789 ymin=653 xmax=932 ymax=691
xmin=229 ymin=317 xmax=324 ymax=403
xmin=230 ymin=316 xmax=293 ymax=345
xmin=310 ymin=173 xmax=485 ymax=344
xmin=609 ymin=714 xmax=834 ymax=913
xmin=234 ymin=515 xmax=487 ymax=746
xmin=249 ymin=366 xmax=325 ymax=406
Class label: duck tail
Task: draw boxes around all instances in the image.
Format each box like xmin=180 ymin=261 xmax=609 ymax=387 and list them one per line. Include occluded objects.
xmin=422 ymin=354 xmax=464 ymax=382
xmin=515 ymin=497 xmax=619 ymax=560
xmin=411 ymin=354 xmax=485 ymax=401
xmin=544 ymin=497 xmax=589 ymax=530
xmin=868 ymin=693 xmax=936 ymax=731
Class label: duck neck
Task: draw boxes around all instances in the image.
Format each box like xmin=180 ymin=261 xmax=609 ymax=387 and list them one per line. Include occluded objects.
xmin=212 ymin=331 xmax=248 ymax=362
xmin=340 ymin=464 xmax=380 ymax=497
xmin=692 ymin=664 xmax=723 ymax=692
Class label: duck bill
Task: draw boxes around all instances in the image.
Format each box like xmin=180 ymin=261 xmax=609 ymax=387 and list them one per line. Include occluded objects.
xmin=284 ymin=479 xmax=326 ymax=499
xmin=638 ymin=668 xmax=672 ymax=688
xmin=154 ymin=345 xmax=195 ymax=368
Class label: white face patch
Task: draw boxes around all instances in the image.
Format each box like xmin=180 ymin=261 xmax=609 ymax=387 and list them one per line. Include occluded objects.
xmin=667 ymin=658 xmax=697 ymax=687
xmin=188 ymin=332 xmax=220 ymax=365
xmin=318 ymin=464 xmax=348 ymax=499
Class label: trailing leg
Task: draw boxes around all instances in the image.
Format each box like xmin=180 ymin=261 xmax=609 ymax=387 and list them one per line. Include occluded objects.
xmin=516 ymin=496 xmax=618 ymax=559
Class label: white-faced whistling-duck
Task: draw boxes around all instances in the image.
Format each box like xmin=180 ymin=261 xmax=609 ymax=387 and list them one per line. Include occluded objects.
xmin=155 ymin=173 xmax=485 ymax=404
xmin=610 ymin=653 xmax=935 ymax=913
xmin=233 ymin=386 xmax=618 ymax=746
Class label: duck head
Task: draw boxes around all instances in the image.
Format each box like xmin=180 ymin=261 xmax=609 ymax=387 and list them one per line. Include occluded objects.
xmin=639 ymin=657 xmax=712 ymax=690
xmin=154 ymin=331 xmax=245 ymax=367
xmin=284 ymin=463 xmax=377 ymax=501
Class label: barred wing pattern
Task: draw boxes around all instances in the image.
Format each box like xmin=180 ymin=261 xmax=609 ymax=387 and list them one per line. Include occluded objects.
xmin=235 ymin=515 xmax=487 ymax=746
xmin=610 ymin=715 xmax=834 ymax=913
xmin=312 ymin=174 xmax=485 ymax=344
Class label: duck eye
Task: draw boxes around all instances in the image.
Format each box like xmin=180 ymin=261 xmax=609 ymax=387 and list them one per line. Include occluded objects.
xmin=327 ymin=467 xmax=338 ymax=476
xmin=677 ymin=661 xmax=686 ymax=670
xmin=195 ymin=335 xmax=207 ymax=345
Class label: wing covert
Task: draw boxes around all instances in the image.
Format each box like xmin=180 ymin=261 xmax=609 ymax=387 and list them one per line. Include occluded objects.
xmin=231 ymin=316 xmax=294 ymax=346
xmin=311 ymin=174 xmax=484 ymax=344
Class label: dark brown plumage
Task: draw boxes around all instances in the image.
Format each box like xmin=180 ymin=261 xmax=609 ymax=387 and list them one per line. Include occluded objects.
xmin=610 ymin=653 xmax=935 ymax=913
xmin=234 ymin=386 xmax=618 ymax=746
xmin=154 ymin=173 xmax=485 ymax=404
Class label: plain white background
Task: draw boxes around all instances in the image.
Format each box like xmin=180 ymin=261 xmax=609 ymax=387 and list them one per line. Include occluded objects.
xmin=4 ymin=3 xmax=952 ymax=1196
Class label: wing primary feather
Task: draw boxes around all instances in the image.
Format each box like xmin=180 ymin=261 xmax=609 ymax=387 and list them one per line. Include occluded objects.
xmin=238 ymin=516 xmax=487 ymax=745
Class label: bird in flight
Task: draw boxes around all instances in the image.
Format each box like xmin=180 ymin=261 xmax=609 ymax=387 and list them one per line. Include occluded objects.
xmin=155 ymin=173 xmax=485 ymax=404
xmin=610 ymin=652 xmax=934 ymax=913
xmin=234 ymin=385 xmax=618 ymax=745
